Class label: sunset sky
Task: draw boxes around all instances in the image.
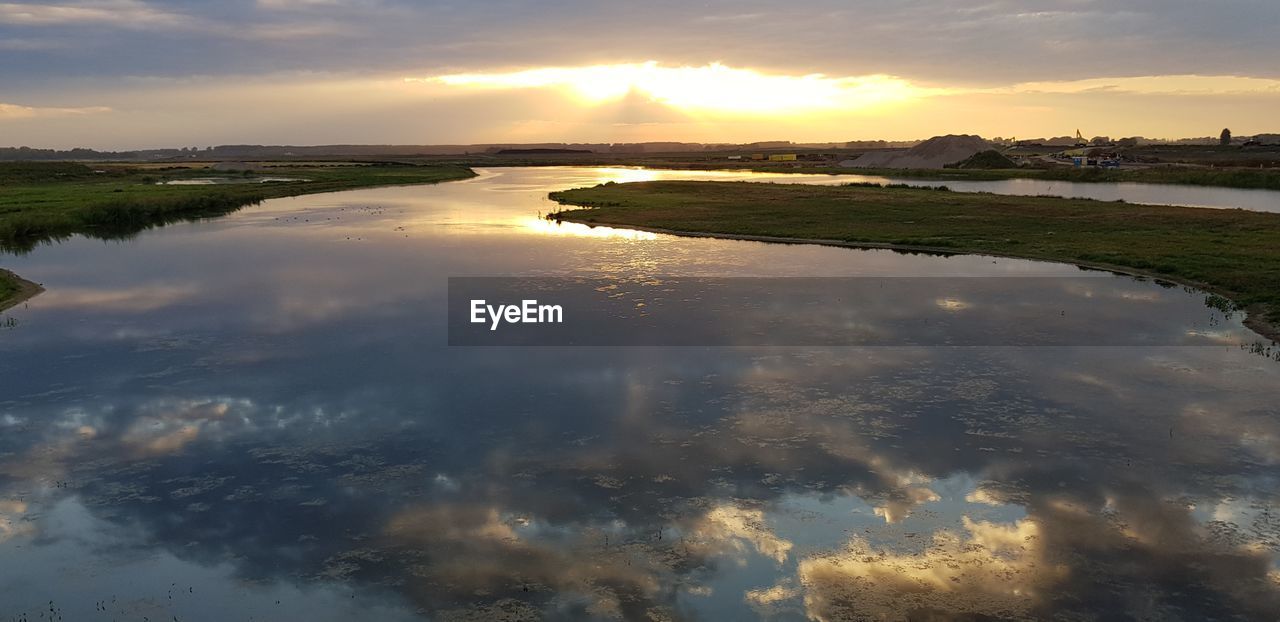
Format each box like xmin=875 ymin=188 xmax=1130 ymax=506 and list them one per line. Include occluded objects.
xmin=2 ymin=0 xmax=1278 ymax=149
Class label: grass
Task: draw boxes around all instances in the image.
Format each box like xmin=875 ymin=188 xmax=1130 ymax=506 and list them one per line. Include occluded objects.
xmin=0 ymin=271 xmax=15 ymax=301
xmin=0 ymin=161 xmax=474 ymax=308
xmin=549 ymin=180 xmax=1280 ymax=340
xmin=0 ymin=162 xmax=475 ymax=252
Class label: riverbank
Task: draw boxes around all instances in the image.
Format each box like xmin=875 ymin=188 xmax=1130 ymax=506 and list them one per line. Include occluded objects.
xmin=549 ymin=180 xmax=1280 ymax=342
xmin=0 ymin=162 xmax=475 ymax=309
xmin=0 ymin=268 xmax=42 ymax=312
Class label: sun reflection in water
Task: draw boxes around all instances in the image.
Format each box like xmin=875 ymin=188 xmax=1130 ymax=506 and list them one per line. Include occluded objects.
xmin=520 ymin=216 xmax=658 ymax=240
xmin=936 ymin=297 xmax=972 ymax=311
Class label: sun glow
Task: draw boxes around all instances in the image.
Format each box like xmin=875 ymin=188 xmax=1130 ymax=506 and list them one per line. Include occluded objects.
xmin=421 ymin=62 xmax=939 ymax=114
xmin=520 ymin=217 xmax=658 ymax=240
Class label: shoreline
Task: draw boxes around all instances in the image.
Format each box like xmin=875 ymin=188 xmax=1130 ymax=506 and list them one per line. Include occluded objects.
xmin=0 ymin=268 xmax=44 ymax=312
xmin=549 ymin=217 xmax=1280 ymax=344
xmin=1 ymin=163 xmax=477 ymax=254
xmin=0 ymin=165 xmax=477 ymax=312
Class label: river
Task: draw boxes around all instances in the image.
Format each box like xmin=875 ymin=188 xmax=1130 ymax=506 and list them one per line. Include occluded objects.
xmin=0 ymin=167 xmax=1277 ymax=620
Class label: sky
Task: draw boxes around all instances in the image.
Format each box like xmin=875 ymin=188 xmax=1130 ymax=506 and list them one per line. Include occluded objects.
xmin=1 ymin=0 xmax=1279 ymax=149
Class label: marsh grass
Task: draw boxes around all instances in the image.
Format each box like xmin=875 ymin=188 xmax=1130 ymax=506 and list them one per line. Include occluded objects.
xmin=0 ymin=161 xmax=475 ymax=306
xmin=0 ymin=162 xmax=474 ymax=253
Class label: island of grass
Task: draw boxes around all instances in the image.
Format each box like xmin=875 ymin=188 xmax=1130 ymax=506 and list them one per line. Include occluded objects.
xmin=549 ymin=180 xmax=1280 ymax=341
xmin=0 ymin=161 xmax=475 ymax=310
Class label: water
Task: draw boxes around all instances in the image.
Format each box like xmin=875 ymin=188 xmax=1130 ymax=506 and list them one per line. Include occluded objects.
xmin=0 ymin=167 xmax=1278 ymax=620
xmin=868 ymin=175 xmax=1280 ymax=212
xmin=538 ymin=165 xmax=1280 ymax=212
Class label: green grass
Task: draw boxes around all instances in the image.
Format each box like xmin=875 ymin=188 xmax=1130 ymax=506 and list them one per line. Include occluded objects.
xmin=0 ymin=272 xmax=15 ymax=301
xmin=0 ymin=162 xmax=474 ymax=252
xmin=0 ymin=161 xmax=474 ymax=308
xmin=549 ymin=180 xmax=1280 ymax=339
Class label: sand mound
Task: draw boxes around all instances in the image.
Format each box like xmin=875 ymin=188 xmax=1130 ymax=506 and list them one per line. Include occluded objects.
xmin=842 ymin=135 xmax=991 ymax=169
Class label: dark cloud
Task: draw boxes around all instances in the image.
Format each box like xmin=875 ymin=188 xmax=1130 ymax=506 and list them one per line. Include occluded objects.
xmin=1 ymin=0 xmax=1278 ymax=87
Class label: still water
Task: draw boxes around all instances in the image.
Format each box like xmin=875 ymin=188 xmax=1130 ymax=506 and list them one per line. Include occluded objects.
xmin=1 ymin=167 xmax=1278 ymax=620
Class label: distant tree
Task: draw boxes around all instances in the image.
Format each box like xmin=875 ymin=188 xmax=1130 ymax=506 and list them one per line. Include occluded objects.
xmin=1220 ymin=128 xmax=1232 ymax=145
xmin=1117 ymin=137 xmax=1139 ymax=148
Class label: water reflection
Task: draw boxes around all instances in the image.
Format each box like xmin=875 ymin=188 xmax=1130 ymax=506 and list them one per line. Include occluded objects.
xmin=1 ymin=167 xmax=1278 ymax=619
xmin=518 ymin=216 xmax=659 ymax=240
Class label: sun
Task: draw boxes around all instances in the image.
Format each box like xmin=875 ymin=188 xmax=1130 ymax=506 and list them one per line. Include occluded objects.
xmin=420 ymin=61 xmax=940 ymax=116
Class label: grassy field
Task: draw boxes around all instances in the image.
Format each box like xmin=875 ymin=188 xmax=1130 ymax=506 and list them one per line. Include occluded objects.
xmin=0 ymin=270 xmax=15 ymax=301
xmin=549 ymin=180 xmax=1280 ymax=340
xmin=0 ymin=161 xmax=474 ymax=309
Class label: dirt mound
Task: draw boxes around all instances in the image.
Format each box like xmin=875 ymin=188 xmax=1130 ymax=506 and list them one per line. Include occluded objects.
xmin=952 ymin=149 xmax=1017 ymax=169
xmin=842 ymin=135 xmax=991 ymax=169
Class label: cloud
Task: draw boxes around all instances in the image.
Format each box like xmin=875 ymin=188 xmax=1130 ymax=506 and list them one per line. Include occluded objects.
xmin=256 ymin=0 xmax=361 ymax=8
xmin=30 ymin=284 xmax=198 ymax=311
xmin=0 ymin=499 xmax=35 ymax=545
xmin=0 ymin=101 xmax=110 ymax=118
xmin=0 ymin=35 xmax=66 ymax=49
xmin=1 ymin=1 xmax=1279 ymax=147
xmin=795 ymin=517 xmax=1060 ymax=620
xmin=0 ymin=0 xmax=351 ymax=40
xmin=688 ymin=504 xmax=793 ymax=564
xmin=0 ymin=0 xmax=191 ymax=27
xmin=1007 ymin=75 xmax=1280 ymax=96
xmin=5 ymin=64 xmax=1280 ymax=150
xmin=1 ymin=0 xmax=1278 ymax=88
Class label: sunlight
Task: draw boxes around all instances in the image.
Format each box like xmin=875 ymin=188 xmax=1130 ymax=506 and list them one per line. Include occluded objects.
xmin=585 ymin=167 xmax=662 ymax=184
xmin=519 ymin=216 xmax=658 ymax=240
xmin=420 ymin=62 xmax=941 ymax=114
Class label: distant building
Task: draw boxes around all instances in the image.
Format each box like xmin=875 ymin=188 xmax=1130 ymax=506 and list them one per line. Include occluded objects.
xmin=768 ymin=154 xmax=797 ymax=162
